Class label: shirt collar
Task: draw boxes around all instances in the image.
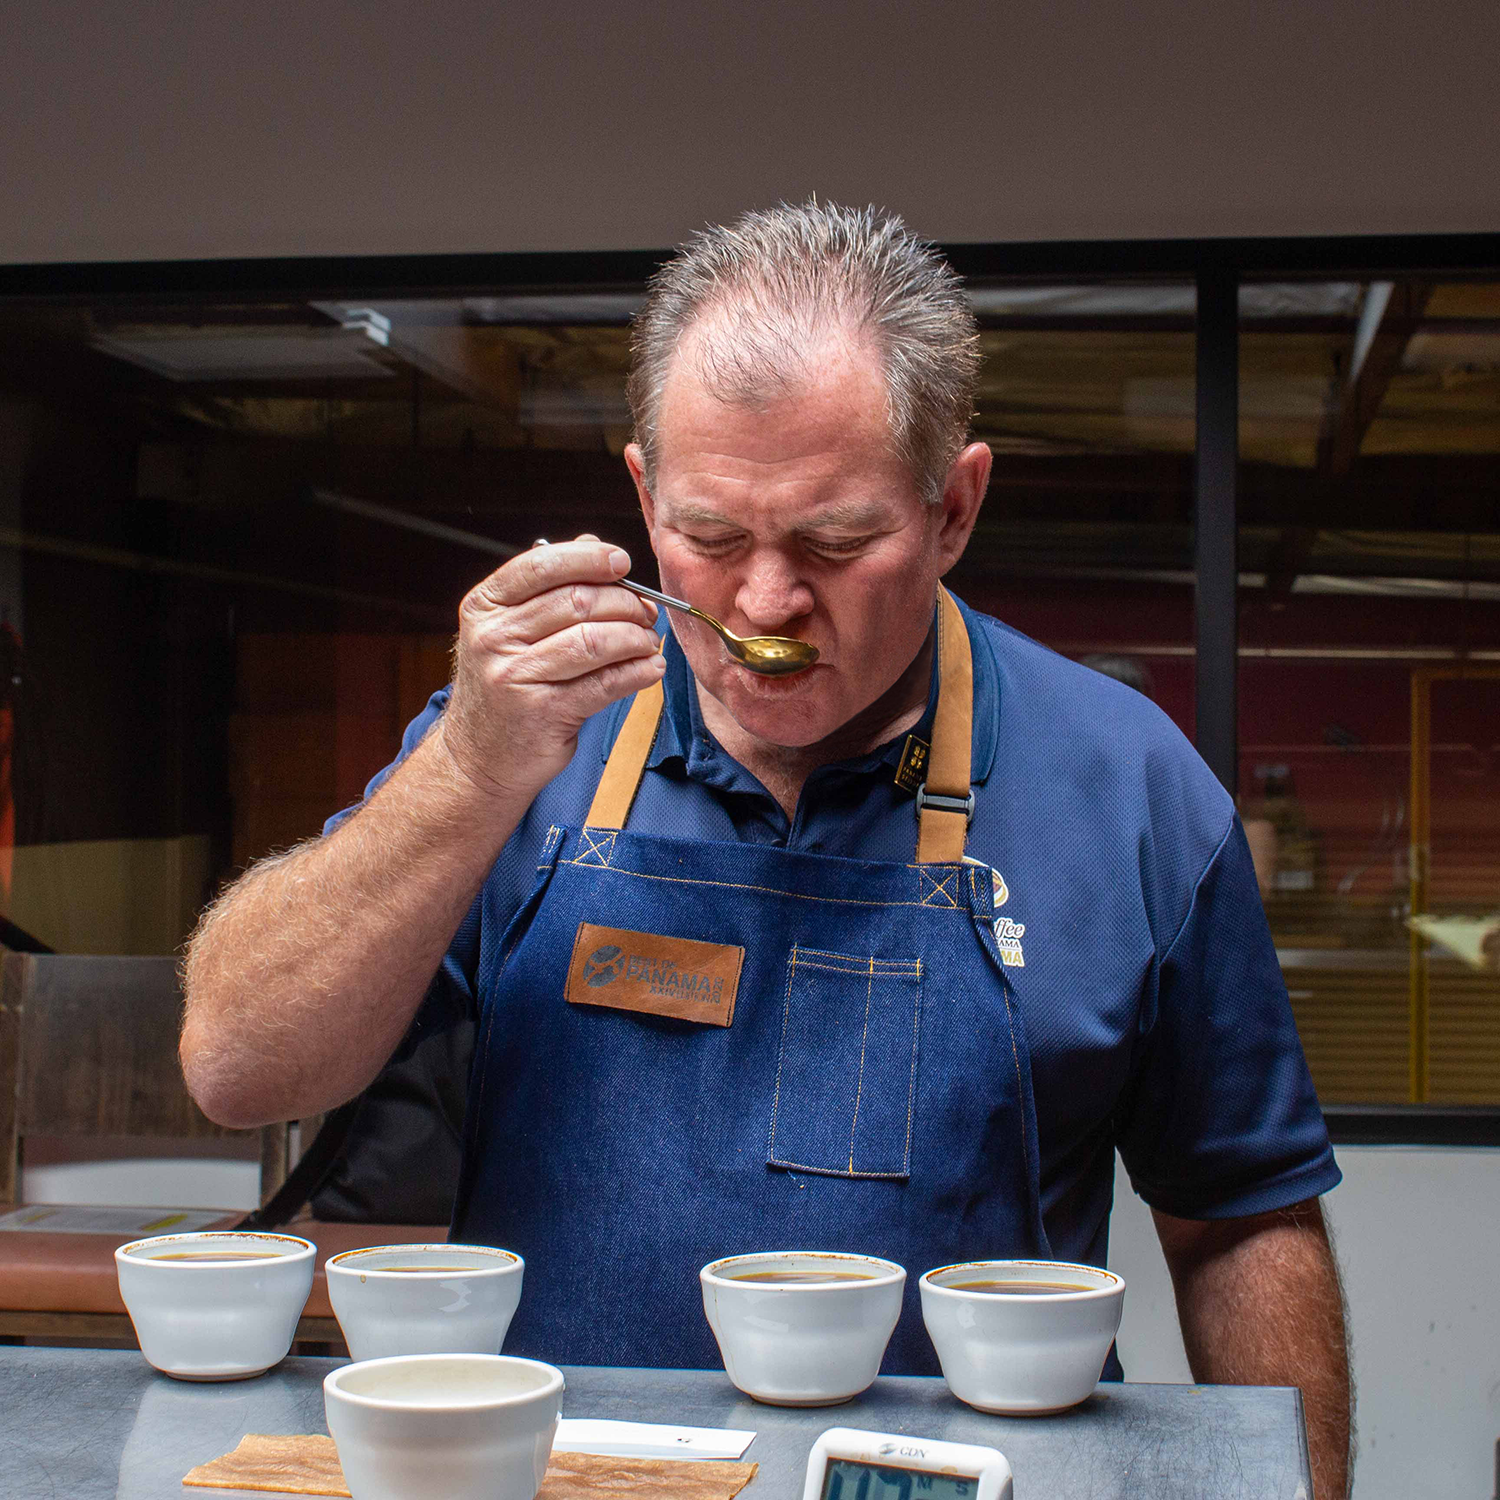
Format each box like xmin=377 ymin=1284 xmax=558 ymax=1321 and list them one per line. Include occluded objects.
xmin=601 ymin=596 xmax=1000 ymax=788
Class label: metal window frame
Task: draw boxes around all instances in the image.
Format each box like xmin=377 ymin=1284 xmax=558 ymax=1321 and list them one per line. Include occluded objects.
xmin=4 ymin=230 xmax=1500 ymax=1142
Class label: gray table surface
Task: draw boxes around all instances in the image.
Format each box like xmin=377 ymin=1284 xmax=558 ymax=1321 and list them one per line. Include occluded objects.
xmin=0 ymin=1347 xmax=1309 ymax=1500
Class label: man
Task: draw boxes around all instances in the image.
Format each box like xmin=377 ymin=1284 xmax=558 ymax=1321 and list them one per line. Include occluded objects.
xmin=182 ymin=203 xmax=1350 ymax=1496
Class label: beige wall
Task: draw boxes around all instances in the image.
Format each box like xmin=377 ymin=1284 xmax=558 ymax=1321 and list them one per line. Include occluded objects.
xmin=8 ymin=836 xmax=212 ymax=955
xmin=2 ymin=0 xmax=1497 ymax=266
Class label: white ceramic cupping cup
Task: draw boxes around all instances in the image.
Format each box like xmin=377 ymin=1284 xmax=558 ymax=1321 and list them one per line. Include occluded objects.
xmin=325 ymin=1243 xmax=524 ymax=1362
xmin=114 ymin=1231 xmax=315 ymax=1381
xmin=919 ymin=1259 xmax=1125 ymax=1414
xmin=700 ymin=1251 xmax=906 ymax=1406
xmin=324 ymin=1353 xmax=564 ymax=1500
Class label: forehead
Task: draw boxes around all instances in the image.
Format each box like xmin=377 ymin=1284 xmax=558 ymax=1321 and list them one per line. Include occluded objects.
xmin=652 ymin=325 xmax=912 ymax=516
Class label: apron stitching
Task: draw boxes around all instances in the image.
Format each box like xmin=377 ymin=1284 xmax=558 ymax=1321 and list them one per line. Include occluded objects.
xmin=999 ymin=969 xmax=1031 ymax=1192
xmin=766 ymin=947 xmax=800 ymax=1161
xmin=577 ymin=828 xmax=616 ymax=866
xmin=791 ymin=957 xmax=921 ymax=976
xmin=903 ymin=959 xmax=923 ymax=1165
xmin=796 ymin=947 xmax=921 ymax=968
xmin=971 ymin=909 xmax=1045 ymax=1246
xmin=771 ymin=944 xmax=920 ymax=1181
xmin=558 ymin=859 xmax=966 ymax=909
xmin=478 ymin=828 xmax=567 ymax=1123
xmin=767 ymin=1157 xmax=911 ymax=1180
xmin=846 ymin=957 xmax=877 ymax=1173
xmin=537 ymin=825 xmax=564 ymax=869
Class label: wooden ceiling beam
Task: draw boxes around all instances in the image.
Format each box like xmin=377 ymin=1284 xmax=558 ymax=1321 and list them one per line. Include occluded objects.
xmin=1259 ymin=280 xmax=1441 ymax=596
xmin=1318 ymin=279 xmax=1435 ymax=477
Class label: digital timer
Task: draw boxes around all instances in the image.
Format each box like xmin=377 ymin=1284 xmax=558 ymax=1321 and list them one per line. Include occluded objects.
xmin=801 ymin=1428 xmax=1013 ymax=1500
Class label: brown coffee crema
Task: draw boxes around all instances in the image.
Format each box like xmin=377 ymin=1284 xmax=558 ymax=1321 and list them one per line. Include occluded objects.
xmin=728 ymin=1270 xmax=876 ymax=1284
xmin=366 ymin=1265 xmax=485 ymax=1273
xmin=147 ymin=1251 xmax=279 ymax=1262
xmin=946 ymin=1279 xmax=1094 ymax=1294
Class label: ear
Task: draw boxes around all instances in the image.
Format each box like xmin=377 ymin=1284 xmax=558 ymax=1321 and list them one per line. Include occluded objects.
xmin=624 ymin=442 xmax=656 ymax=533
xmin=933 ymin=441 xmax=992 ymax=574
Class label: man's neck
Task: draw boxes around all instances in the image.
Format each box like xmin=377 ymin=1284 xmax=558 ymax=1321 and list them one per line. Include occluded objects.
xmin=697 ymin=625 xmax=936 ymax=819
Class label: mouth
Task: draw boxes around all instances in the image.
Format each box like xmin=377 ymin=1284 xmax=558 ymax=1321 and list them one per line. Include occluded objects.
xmin=727 ymin=656 xmax=822 ymax=689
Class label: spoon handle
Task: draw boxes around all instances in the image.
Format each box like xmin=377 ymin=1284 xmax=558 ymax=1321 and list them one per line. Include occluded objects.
xmin=614 ymin=576 xmax=696 ymax=616
xmin=531 ymin=540 xmax=693 ymax=618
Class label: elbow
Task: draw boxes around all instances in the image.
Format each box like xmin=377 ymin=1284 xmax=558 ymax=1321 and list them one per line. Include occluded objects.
xmin=178 ymin=1004 xmax=293 ymax=1130
xmin=180 ymin=919 xmax=287 ymax=1129
xmin=179 ymin=1027 xmax=277 ymax=1130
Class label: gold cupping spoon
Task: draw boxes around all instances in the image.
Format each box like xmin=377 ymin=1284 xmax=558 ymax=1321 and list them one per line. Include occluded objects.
xmin=533 ymin=540 xmax=819 ymax=677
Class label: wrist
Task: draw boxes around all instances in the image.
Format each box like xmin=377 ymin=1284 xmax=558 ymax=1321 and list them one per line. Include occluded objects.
xmin=419 ymin=716 xmax=545 ymax=824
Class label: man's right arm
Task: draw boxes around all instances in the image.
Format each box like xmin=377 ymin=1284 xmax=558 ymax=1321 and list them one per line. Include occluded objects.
xmin=180 ymin=537 xmax=664 ymax=1128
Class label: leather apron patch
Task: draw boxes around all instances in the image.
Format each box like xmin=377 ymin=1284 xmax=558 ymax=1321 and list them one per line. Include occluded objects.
xmin=566 ymin=922 xmax=743 ymax=1026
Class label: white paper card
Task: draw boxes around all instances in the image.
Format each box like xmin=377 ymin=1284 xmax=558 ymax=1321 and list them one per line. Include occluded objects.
xmin=554 ymin=1419 xmax=756 ymax=1460
xmin=0 ymin=1205 xmax=229 ymax=1235
xmin=1408 ymin=914 xmax=1500 ymax=971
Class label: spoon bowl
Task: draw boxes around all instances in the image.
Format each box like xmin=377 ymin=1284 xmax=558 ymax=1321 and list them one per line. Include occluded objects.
xmin=615 ymin=578 xmax=819 ymax=677
xmin=531 ymin=540 xmax=818 ymax=677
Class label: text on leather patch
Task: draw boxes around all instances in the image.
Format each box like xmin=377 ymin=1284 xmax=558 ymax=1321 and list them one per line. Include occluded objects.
xmin=567 ymin=922 xmax=743 ymax=1026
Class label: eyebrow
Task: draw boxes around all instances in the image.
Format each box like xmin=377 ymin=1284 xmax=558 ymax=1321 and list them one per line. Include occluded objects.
xmin=666 ymin=498 xmax=892 ymax=531
xmin=666 ymin=501 xmax=738 ymax=529
xmin=801 ymin=499 xmax=891 ymax=530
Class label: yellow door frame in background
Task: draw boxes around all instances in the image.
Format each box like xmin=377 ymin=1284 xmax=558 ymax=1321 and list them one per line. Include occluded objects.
xmin=1409 ymin=665 xmax=1500 ymax=1103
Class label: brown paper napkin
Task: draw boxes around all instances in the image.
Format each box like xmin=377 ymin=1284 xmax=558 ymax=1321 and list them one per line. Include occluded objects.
xmin=183 ymin=1433 xmax=759 ymax=1500
xmin=183 ymin=1436 xmax=348 ymax=1497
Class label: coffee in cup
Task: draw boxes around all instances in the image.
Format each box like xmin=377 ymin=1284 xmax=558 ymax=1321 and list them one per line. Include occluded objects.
xmin=700 ymin=1251 xmax=905 ymax=1406
xmin=115 ymin=1231 xmax=316 ymax=1380
xmin=919 ymin=1258 xmax=1125 ymax=1414
xmin=326 ymin=1243 xmax=524 ymax=1362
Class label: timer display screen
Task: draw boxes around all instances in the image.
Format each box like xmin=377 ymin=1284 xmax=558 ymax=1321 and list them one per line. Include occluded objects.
xmin=819 ymin=1458 xmax=976 ymax=1500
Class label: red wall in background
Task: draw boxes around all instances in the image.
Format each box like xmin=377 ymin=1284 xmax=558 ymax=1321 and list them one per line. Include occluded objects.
xmin=250 ymin=579 xmax=1500 ymax=910
xmin=974 ymin=576 xmax=1500 ymax=909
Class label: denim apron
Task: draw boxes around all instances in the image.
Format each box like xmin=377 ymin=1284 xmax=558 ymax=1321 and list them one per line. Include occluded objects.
xmin=455 ymin=589 xmax=1050 ymax=1372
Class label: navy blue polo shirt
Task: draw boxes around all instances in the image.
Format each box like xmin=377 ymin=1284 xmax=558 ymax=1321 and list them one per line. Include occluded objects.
xmin=335 ymin=594 xmax=1339 ymax=1271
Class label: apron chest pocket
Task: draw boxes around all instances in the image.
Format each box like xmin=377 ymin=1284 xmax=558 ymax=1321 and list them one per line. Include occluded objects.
xmin=767 ymin=946 xmax=923 ymax=1179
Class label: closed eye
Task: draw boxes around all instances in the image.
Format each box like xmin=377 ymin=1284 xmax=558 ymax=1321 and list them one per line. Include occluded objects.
xmin=805 ymin=534 xmax=876 ymax=556
xmin=681 ymin=532 xmax=743 ymax=555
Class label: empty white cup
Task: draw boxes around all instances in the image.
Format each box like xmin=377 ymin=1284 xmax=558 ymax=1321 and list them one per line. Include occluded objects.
xmin=700 ymin=1250 xmax=906 ymax=1406
xmin=325 ymin=1243 xmax=524 ymax=1362
xmin=920 ymin=1259 xmax=1125 ymax=1414
xmin=324 ymin=1353 xmax=564 ymax=1500
xmin=115 ymin=1231 xmax=315 ymax=1380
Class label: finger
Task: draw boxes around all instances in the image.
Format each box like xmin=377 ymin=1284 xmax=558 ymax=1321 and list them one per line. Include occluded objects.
xmin=468 ymin=537 xmax=630 ymax=612
xmin=559 ymin=648 xmax=669 ymax=719
xmin=504 ymin=580 xmax=658 ymax=644
xmin=509 ymin=620 xmax=664 ymax=684
xmin=532 ymin=533 xmax=600 ymax=547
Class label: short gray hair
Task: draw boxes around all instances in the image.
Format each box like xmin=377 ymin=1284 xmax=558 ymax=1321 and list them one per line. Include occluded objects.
xmin=627 ymin=200 xmax=980 ymax=504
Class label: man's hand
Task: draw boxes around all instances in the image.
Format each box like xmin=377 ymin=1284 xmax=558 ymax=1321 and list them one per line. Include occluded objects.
xmin=181 ymin=535 xmax=664 ymax=1129
xmin=1153 ymin=1198 xmax=1351 ymax=1500
xmin=438 ymin=535 xmax=664 ymax=806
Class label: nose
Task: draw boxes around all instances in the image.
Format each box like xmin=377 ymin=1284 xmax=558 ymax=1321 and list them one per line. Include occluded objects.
xmin=733 ymin=549 xmax=814 ymax=632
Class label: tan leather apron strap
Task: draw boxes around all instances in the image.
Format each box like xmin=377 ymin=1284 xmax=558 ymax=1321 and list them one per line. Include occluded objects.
xmin=916 ymin=587 xmax=975 ymax=865
xmin=585 ymin=680 xmax=664 ymax=830
xmin=586 ymin=593 xmax=973 ymax=857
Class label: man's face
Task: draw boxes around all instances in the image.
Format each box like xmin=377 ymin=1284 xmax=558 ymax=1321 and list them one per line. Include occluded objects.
xmin=625 ymin=334 xmax=983 ymax=752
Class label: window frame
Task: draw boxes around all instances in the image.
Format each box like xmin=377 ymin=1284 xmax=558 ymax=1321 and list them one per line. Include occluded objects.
xmin=4 ymin=231 xmax=1500 ymax=1142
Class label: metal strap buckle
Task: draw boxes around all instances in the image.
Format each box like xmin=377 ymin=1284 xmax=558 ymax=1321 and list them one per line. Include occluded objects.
xmin=915 ymin=783 xmax=976 ymax=826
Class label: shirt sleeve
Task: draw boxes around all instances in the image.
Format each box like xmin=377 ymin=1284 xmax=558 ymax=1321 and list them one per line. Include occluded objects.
xmin=1116 ymin=814 xmax=1342 ymax=1219
xmin=321 ymin=687 xmax=479 ymax=1052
